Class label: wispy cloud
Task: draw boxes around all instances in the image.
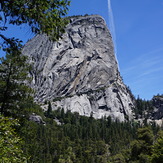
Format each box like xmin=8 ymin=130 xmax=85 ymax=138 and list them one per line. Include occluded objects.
xmin=122 ymin=47 xmax=163 ymax=77
xmin=139 ymin=67 xmax=163 ymax=78
xmin=136 ymin=47 xmax=163 ymax=62
xmin=107 ymin=0 xmax=119 ymax=69
xmin=107 ymin=0 xmax=116 ymax=47
xmin=121 ymin=47 xmax=163 ymax=99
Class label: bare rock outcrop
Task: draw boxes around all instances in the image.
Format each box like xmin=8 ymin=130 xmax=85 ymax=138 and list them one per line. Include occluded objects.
xmin=23 ymin=15 xmax=135 ymax=121
xmin=152 ymin=96 xmax=163 ymax=120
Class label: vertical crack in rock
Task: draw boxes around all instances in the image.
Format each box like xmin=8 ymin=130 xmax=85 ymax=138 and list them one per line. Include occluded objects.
xmin=23 ymin=15 xmax=135 ymax=121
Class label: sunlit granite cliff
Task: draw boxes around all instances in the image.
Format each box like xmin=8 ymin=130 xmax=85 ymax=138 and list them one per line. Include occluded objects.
xmin=22 ymin=15 xmax=135 ymax=121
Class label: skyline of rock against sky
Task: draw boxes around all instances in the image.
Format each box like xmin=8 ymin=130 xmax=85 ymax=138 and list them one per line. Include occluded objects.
xmin=1 ymin=0 xmax=163 ymax=100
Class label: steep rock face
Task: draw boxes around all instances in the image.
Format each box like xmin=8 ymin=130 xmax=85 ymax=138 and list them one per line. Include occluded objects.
xmin=152 ymin=96 xmax=163 ymax=120
xmin=22 ymin=15 xmax=135 ymax=121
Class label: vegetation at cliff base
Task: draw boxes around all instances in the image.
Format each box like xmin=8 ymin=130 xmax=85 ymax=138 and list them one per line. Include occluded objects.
xmin=0 ymin=1 xmax=163 ymax=162
xmin=0 ymin=0 xmax=70 ymax=116
xmin=14 ymin=106 xmax=163 ymax=162
xmin=0 ymin=100 xmax=163 ymax=162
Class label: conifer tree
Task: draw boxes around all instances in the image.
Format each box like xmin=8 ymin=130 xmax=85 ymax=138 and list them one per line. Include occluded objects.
xmin=47 ymin=101 xmax=52 ymax=117
xmin=130 ymin=127 xmax=154 ymax=162
xmin=0 ymin=0 xmax=70 ymax=115
xmin=151 ymin=130 xmax=163 ymax=163
xmin=0 ymin=38 xmax=32 ymax=116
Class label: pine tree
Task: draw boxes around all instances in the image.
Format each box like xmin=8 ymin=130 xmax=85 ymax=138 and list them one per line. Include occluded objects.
xmin=151 ymin=130 xmax=163 ymax=163
xmin=47 ymin=101 xmax=52 ymax=117
xmin=0 ymin=38 xmax=32 ymax=116
xmin=130 ymin=127 xmax=154 ymax=162
xmin=0 ymin=0 xmax=70 ymax=116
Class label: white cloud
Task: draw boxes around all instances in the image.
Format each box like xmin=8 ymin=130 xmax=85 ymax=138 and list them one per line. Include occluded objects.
xmin=121 ymin=47 xmax=163 ymax=99
xmin=107 ymin=0 xmax=119 ymax=69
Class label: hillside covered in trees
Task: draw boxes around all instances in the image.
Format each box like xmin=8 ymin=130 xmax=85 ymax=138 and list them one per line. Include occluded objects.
xmin=0 ymin=0 xmax=163 ymax=162
xmin=0 ymin=101 xmax=163 ymax=162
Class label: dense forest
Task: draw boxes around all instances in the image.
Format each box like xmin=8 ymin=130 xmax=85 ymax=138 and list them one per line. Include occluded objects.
xmin=0 ymin=99 xmax=163 ymax=162
xmin=0 ymin=1 xmax=163 ymax=162
xmin=1 ymin=40 xmax=162 ymax=162
xmin=0 ymin=35 xmax=163 ymax=162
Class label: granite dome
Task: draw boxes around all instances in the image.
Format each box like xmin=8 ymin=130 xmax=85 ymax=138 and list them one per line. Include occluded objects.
xmin=22 ymin=15 xmax=135 ymax=121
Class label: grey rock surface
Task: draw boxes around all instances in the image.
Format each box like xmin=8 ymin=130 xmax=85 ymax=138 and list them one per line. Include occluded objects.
xmin=152 ymin=96 xmax=163 ymax=120
xmin=29 ymin=113 xmax=45 ymax=124
xmin=23 ymin=15 xmax=135 ymax=121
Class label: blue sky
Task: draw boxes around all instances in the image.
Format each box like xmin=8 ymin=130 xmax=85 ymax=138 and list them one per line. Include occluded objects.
xmin=68 ymin=0 xmax=163 ymax=100
xmin=1 ymin=0 xmax=163 ymax=100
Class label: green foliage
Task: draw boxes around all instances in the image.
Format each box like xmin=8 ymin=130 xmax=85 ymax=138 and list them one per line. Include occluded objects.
xmin=109 ymin=126 xmax=163 ymax=163
xmin=154 ymin=94 xmax=163 ymax=98
xmin=151 ymin=130 xmax=163 ymax=163
xmin=0 ymin=0 xmax=70 ymax=40
xmin=0 ymin=44 xmax=32 ymax=116
xmin=0 ymin=0 xmax=70 ymax=116
xmin=47 ymin=101 xmax=52 ymax=117
xmin=108 ymin=153 xmax=126 ymax=163
xmin=0 ymin=101 xmax=160 ymax=163
xmin=16 ymin=108 xmax=141 ymax=162
xmin=2 ymin=2 xmax=162 ymax=162
xmin=135 ymin=96 xmax=154 ymax=119
xmin=137 ymin=127 xmax=154 ymax=145
xmin=129 ymin=127 xmax=154 ymax=162
xmin=0 ymin=114 xmax=28 ymax=162
xmin=58 ymin=147 xmax=76 ymax=163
